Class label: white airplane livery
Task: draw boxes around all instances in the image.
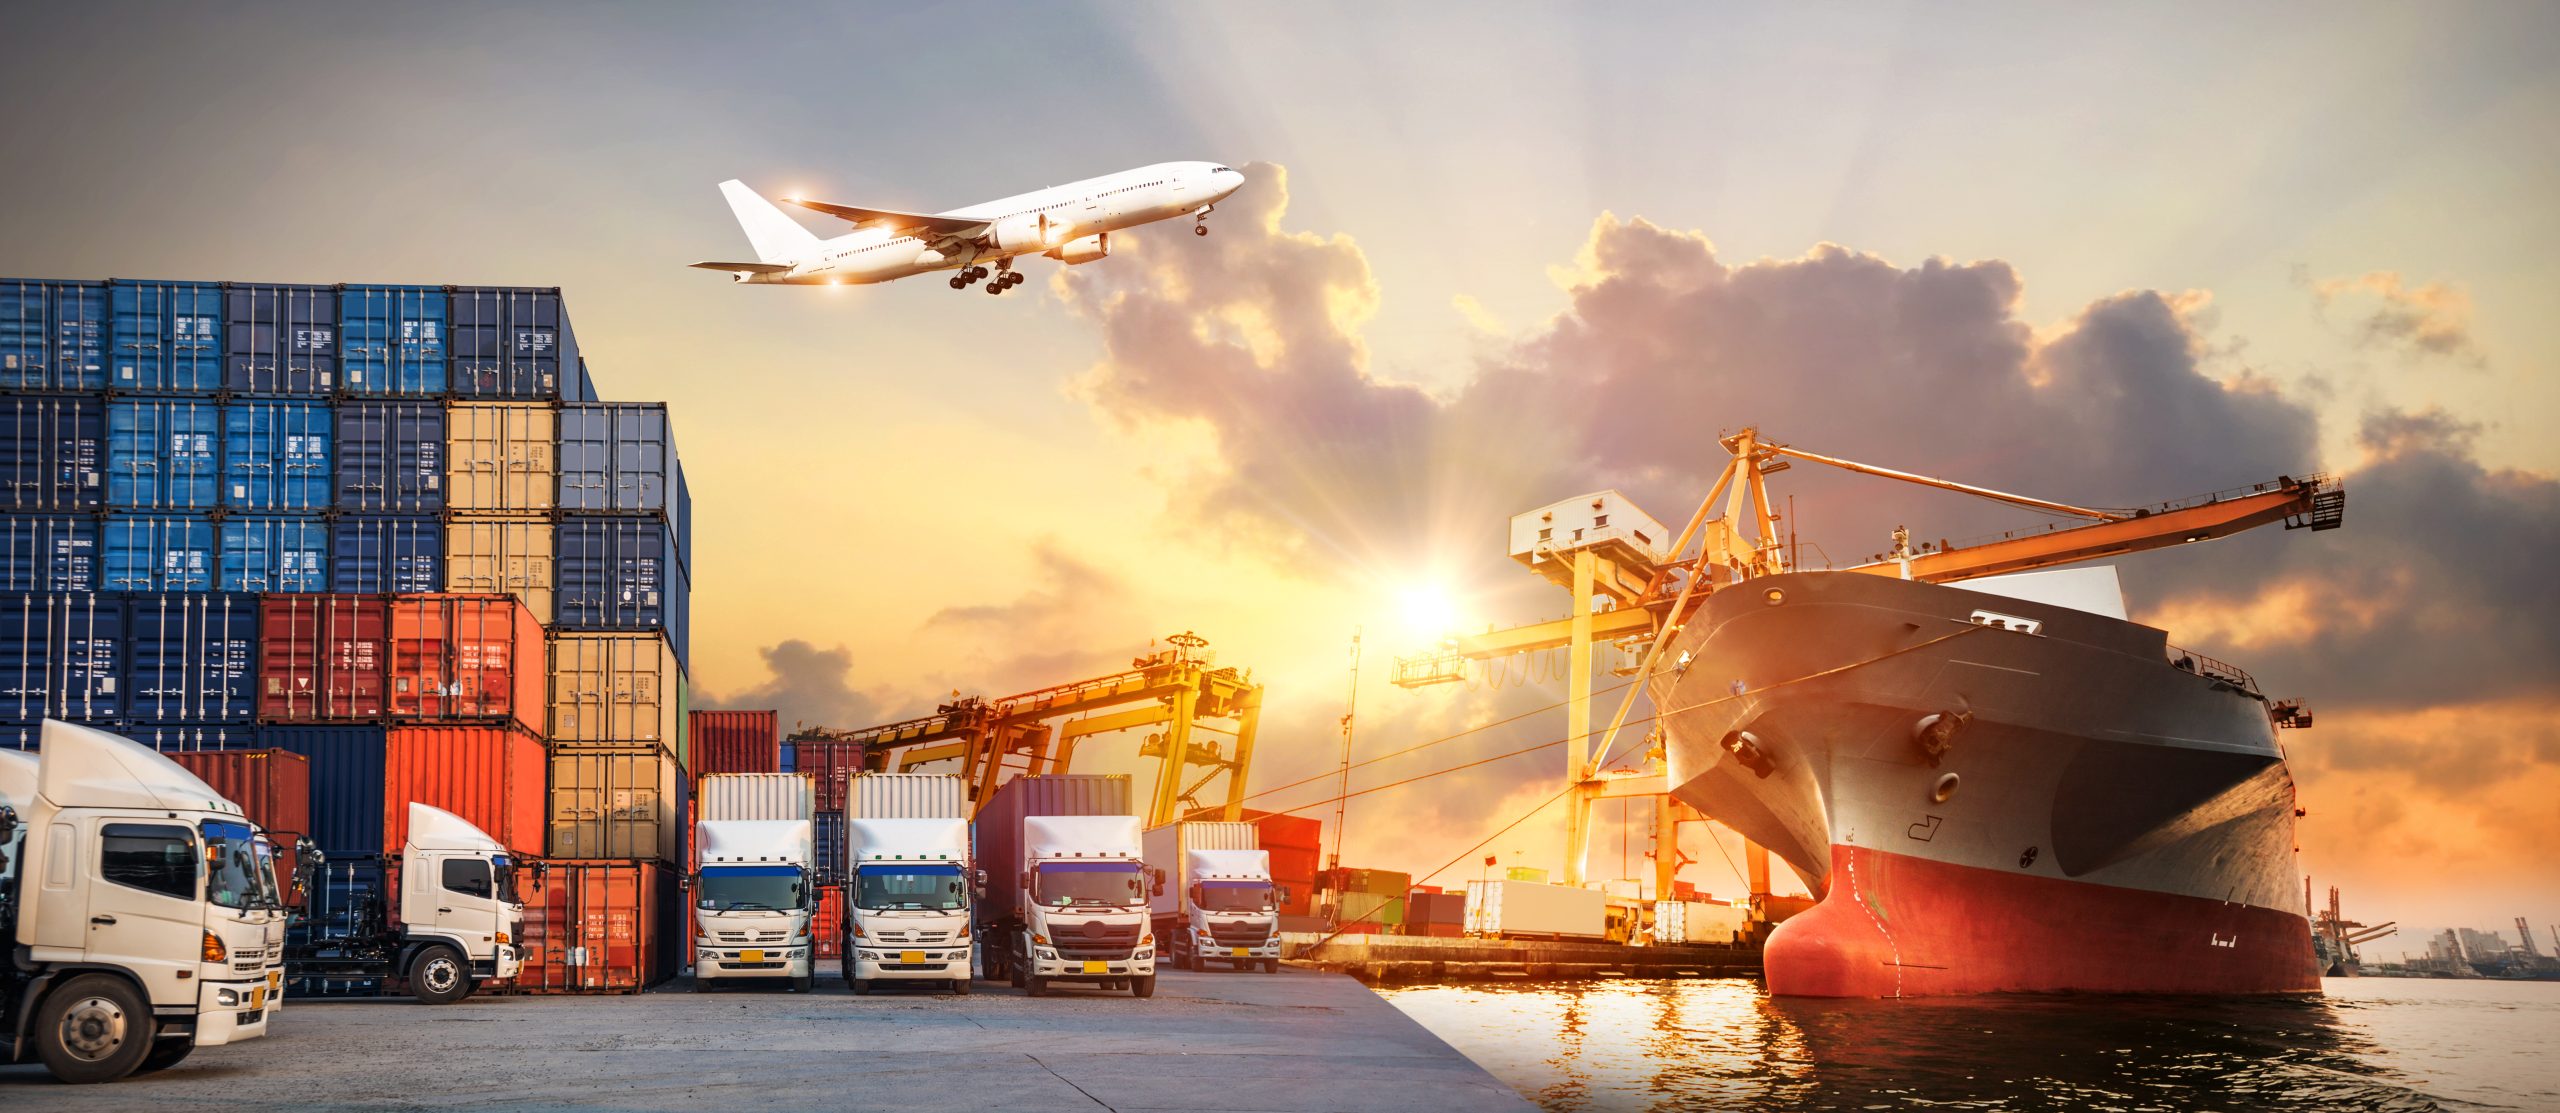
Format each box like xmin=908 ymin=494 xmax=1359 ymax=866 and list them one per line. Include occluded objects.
xmin=690 ymin=161 xmax=1246 ymax=293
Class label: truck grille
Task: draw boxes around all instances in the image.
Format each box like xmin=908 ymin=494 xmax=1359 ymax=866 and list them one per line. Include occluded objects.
xmin=871 ymin=929 xmax=955 ymax=945
xmin=1053 ymin=921 xmax=1141 ymax=961
xmin=1209 ymin=924 xmax=1272 ymax=947
xmin=717 ymin=931 xmax=789 ymax=944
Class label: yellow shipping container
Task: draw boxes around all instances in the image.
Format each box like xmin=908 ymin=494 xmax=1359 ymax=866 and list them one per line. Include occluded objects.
xmin=447 ymin=402 xmax=556 ymax=513
xmin=444 ymin=516 xmax=555 ymax=622
xmin=546 ymin=742 xmax=681 ymax=863
xmin=549 ymin=631 xmax=680 ymax=749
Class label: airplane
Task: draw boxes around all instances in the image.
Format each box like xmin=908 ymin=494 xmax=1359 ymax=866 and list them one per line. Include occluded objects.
xmin=689 ymin=161 xmax=1246 ymax=294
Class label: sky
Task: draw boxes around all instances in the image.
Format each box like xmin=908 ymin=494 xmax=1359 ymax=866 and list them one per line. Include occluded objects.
xmin=5 ymin=2 xmax=2555 ymax=952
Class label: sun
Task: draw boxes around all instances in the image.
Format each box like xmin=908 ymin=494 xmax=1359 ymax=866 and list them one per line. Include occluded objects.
xmin=1395 ymin=582 xmax=1465 ymax=642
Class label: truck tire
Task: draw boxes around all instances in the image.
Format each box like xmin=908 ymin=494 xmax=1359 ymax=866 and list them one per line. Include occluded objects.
xmin=951 ymin=977 xmax=971 ymax=995
xmin=1131 ymin=974 xmax=1157 ymax=999
xmin=1008 ymin=961 xmax=1026 ymax=990
xmin=133 ymin=1038 xmax=195 ymax=1075
xmin=1262 ymin=959 xmax=1279 ymax=974
xmin=410 ymin=944 xmax=473 ymax=1005
xmin=1026 ymin=975 xmax=1048 ymax=997
xmin=850 ymin=978 xmax=871 ymax=996
xmin=792 ymin=975 xmax=813 ymax=994
xmin=34 ymin=973 xmax=157 ymax=1084
xmin=694 ymin=974 xmax=715 ymax=993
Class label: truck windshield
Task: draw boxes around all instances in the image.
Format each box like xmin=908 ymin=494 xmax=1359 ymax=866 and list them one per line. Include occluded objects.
xmin=202 ymin=820 xmax=281 ymax=910
xmin=492 ymin=854 xmax=519 ymax=904
xmin=697 ymin=865 xmax=806 ymax=911
xmin=1198 ymin=880 xmax=1275 ymax=912
xmin=1034 ymin=862 xmax=1144 ymax=907
xmin=854 ymin=863 xmax=966 ymax=911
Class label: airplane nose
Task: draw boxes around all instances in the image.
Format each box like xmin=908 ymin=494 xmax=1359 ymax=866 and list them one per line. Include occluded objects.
xmin=1217 ymin=169 xmax=1245 ymax=197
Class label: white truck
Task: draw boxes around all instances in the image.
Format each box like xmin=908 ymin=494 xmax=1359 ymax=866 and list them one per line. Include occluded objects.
xmin=1144 ymin=821 xmax=1284 ymax=973
xmin=689 ymin=819 xmax=816 ymax=993
xmin=1 ymin=720 xmax=298 ymax=1083
xmin=287 ymin=803 xmax=527 ymax=1005
xmin=842 ymin=817 xmax=972 ymax=995
xmin=988 ymin=815 xmax=1160 ymax=997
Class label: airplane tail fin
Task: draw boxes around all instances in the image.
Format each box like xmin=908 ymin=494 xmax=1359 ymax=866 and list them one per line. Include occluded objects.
xmin=719 ymin=179 xmax=822 ymax=264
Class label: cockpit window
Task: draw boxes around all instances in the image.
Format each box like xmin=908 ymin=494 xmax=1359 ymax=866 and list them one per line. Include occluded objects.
xmin=102 ymin=823 xmax=196 ymax=901
xmin=201 ymin=819 xmax=281 ymax=910
xmin=1212 ymin=167 xmax=1236 ymax=174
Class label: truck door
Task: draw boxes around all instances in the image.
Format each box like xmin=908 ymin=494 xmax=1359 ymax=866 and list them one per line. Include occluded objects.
xmin=87 ymin=819 xmax=204 ymax=1002
xmin=433 ymin=854 xmax=504 ymax=954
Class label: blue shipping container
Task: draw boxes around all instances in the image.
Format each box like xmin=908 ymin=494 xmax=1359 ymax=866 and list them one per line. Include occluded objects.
xmin=224 ymin=400 xmax=334 ymax=510
xmin=675 ymin=462 xmax=692 ymax=573
xmin=333 ymin=401 xmax=443 ymax=512
xmin=124 ymin=591 xmax=258 ymax=723
xmin=338 ymin=284 xmax=448 ymax=396
xmin=255 ymin=725 xmax=389 ymax=858
xmin=329 ymin=514 xmax=442 ymax=594
xmin=0 ymin=592 xmax=124 ymax=723
xmin=117 ymin=722 xmax=260 ymax=752
xmin=557 ymin=403 xmax=682 ymax=529
xmin=1 ymin=279 xmax=109 ymax=390
xmin=0 ymin=514 xmax=99 ymax=592
xmin=219 ymin=515 xmax=328 ymax=592
xmin=554 ymin=515 xmax=689 ymax=669
xmin=813 ymin=811 xmax=845 ymax=882
xmin=109 ymin=280 xmax=224 ymax=392
xmin=225 ymin=283 xmax=338 ymax=394
xmin=103 ymin=514 xmax=216 ymax=591
xmin=448 ymin=287 xmax=590 ymax=399
xmin=107 ymin=398 xmax=222 ymax=509
xmin=0 ymin=394 xmax=105 ymax=510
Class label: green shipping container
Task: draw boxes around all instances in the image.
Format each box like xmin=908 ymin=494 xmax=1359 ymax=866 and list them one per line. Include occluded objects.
xmin=1337 ymin=890 xmax=1404 ymax=929
xmin=1506 ymin=866 xmax=1549 ymax=883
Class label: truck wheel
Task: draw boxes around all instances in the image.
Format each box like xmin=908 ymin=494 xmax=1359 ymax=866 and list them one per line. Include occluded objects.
xmin=410 ymin=944 xmax=473 ymax=1005
xmin=1262 ymin=959 xmax=1279 ymax=974
xmin=694 ymin=975 xmax=715 ymax=993
xmin=1131 ymin=974 xmax=1157 ymax=999
xmin=1008 ymin=962 xmax=1026 ymax=990
xmin=951 ymin=977 xmax=971 ymax=995
xmin=133 ymin=1038 xmax=195 ymax=1075
xmin=792 ymin=975 xmax=813 ymax=994
xmin=1026 ymin=975 xmax=1048 ymax=997
xmin=34 ymin=973 xmax=157 ymax=1083
xmin=850 ymin=978 xmax=871 ymax=996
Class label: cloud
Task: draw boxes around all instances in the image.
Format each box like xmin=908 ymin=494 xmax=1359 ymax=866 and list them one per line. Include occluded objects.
xmin=696 ymin=639 xmax=883 ymax=733
xmin=2308 ymin=270 xmax=2485 ymax=365
xmin=918 ymin=539 xmax=1151 ymax=690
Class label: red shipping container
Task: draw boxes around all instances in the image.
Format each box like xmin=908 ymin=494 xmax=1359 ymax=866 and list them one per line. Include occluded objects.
xmin=382 ymin=725 xmax=546 ymax=858
xmin=1241 ymin=808 xmax=1323 ymax=853
xmin=168 ymin=748 xmax=312 ymax=904
xmin=813 ymin=886 xmax=844 ymax=961
xmin=1419 ymin=923 xmax=1465 ymax=938
xmin=690 ymin=710 xmax=780 ymax=776
xmin=259 ymin=594 xmax=390 ymax=721
xmin=1267 ymin=845 xmax=1321 ymax=916
xmin=1413 ymin=884 xmax=1444 ymax=895
xmin=512 ymin=860 xmax=676 ymax=994
xmin=388 ymin=594 xmax=545 ymax=733
xmin=791 ymin=737 xmax=866 ymax=813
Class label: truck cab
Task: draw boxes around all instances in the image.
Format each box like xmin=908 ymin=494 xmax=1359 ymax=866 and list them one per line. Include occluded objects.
xmin=1170 ymin=849 xmax=1283 ymax=973
xmin=1011 ymin=815 xmax=1158 ymax=998
xmin=397 ymin=803 xmax=525 ymax=1003
xmin=690 ymin=819 xmax=814 ymax=993
xmin=2 ymin=720 xmax=294 ymax=1083
xmin=843 ymin=817 xmax=971 ymax=995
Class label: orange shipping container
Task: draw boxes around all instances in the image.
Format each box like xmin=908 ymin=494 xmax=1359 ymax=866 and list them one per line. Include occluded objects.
xmin=168 ymin=748 xmax=312 ymax=904
xmin=382 ymin=725 xmax=546 ymax=858
xmin=388 ymin=594 xmax=546 ymax=733
xmin=813 ymin=886 xmax=844 ymax=961
xmin=512 ymin=859 xmax=677 ymax=994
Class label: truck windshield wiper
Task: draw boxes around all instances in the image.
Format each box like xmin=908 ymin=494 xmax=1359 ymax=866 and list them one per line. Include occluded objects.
xmin=722 ymin=902 xmax=775 ymax=911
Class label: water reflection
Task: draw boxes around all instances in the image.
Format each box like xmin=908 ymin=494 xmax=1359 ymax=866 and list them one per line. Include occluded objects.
xmin=1380 ymin=978 xmax=2489 ymax=1112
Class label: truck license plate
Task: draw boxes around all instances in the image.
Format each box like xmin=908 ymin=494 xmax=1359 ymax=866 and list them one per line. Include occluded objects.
xmin=900 ymin=950 xmax=925 ymax=964
xmin=1082 ymin=960 xmax=1107 ymax=974
xmin=740 ymin=949 xmax=764 ymax=963
xmin=1232 ymin=947 xmax=1249 ymax=957
xmin=250 ymin=985 xmax=266 ymax=1008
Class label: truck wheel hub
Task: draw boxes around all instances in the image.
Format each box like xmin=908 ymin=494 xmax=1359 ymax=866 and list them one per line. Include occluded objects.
xmin=423 ymin=959 xmax=459 ymax=991
xmin=59 ymin=996 xmax=126 ymax=1060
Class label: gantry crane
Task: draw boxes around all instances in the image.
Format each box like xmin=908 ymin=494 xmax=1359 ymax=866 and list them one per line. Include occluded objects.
xmin=1395 ymin=425 xmax=2344 ymax=920
xmin=791 ymin=632 xmax=1264 ymax=828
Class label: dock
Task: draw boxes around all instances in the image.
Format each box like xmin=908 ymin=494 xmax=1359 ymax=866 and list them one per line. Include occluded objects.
xmin=2 ymin=969 xmax=1535 ymax=1112
xmin=1285 ymin=932 xmax=1764 ymax=983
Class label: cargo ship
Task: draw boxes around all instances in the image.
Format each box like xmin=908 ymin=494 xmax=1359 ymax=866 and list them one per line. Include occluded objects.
xmin=1618 ymin=431 xmax=2344 ymax=997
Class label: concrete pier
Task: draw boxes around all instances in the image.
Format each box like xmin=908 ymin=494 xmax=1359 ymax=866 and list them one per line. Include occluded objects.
xmin=2 ymin=970 xmax=1534 ymax=1111
xmin=1285 ymin=932 xmax=1764 ymax=984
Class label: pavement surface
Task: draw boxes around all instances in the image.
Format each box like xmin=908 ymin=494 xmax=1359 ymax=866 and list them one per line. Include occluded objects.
xmin=2 ymin=968 xmax=1535 ymax=1112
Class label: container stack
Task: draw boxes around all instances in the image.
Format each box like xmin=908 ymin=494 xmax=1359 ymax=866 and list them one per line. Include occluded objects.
xmin=1 ymin=277 xmax=691 ymax=995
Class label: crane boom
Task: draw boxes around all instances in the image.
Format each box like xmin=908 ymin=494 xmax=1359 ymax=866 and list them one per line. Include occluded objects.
xmin=1847 ymin=474 xmax=2342 ymax=583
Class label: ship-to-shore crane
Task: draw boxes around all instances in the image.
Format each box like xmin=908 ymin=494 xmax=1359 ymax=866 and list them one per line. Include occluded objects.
xmin=1394 ymin=426 xmax=2344 ymax=925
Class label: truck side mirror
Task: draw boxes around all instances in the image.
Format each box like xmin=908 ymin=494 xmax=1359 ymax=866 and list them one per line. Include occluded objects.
xmin=0 ymin=804 xmax=16 ymax=873
xmin=293 ymin=837 xmax=323 ymax=900
xmin=1275 ymin=886 xmax=1291 ymax=906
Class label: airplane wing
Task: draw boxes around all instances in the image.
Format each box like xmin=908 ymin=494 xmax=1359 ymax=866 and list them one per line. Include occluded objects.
xmin=783 ymin=198 xmax=989 ymax=236
xmin=688 ymin=260 xmax=793 ymax=274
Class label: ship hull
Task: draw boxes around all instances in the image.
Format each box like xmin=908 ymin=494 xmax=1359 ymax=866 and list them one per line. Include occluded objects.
xmin=1650 ymin=570 xmax=2320 ymax=997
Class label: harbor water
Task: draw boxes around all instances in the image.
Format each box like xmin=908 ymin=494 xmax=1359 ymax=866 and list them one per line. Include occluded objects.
xmin=1378 ymin=976 xmax=2559 ymax=1111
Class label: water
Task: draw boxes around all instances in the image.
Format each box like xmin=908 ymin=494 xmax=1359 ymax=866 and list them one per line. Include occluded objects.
xmin=1377 ymin=977 xmax=2560 ymax=1111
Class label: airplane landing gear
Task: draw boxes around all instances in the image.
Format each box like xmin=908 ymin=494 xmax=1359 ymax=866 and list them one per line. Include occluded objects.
xmin=1194 ymin=223 xmax=1208 ymax=236
xmin=949 ymin=275 xmax=966 ymax=289
xmin=1194 ymin=203 xmax=1215 ymax=236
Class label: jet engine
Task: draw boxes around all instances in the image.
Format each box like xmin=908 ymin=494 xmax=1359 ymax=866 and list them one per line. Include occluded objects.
xmin=993 ymin=212 xmax=1063 ymax=254
xmin=1044 ymin=233 xmax=1109 ymax=264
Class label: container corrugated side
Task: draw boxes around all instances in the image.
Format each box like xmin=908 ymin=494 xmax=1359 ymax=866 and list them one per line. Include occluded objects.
xmin=553 ymin=515 xmax=689 ymax=668
xmin=510 ymin=859 xmax=674 ymax=994
xmin=448 ymin=287 xmax=582 ymax=400
xmin=1 ymin=279 xmax=109 ymax=391
xmin=695 ymin=772 xmax=812 ymax=822
xmin=124 ymin=591 xmax=257 ymax=723
xmin=101 ymin=513 xmax=215 ymax=591
xmin=329 ymin=514 xmax=441 ymax=593
xmin=333 ymin=401 xmax=444 ymax=512
xmin=1240 ymin=808 xmax=1322 ymax=852
xmin=337 ymin=284 xmax=446 ymax=396
xmin=974 ymin=774 xmax=1134 ymax=926
xmin=252 ymin=724 xmax=388 ymax=857
xmin=443 ymin=516 xmax=552 ymax=621
xmin=387 ymin=593 xmax=544 ymax=732
xmin=547 ymin=743 xmax=680 ymax=863
xmin=1143 ymin=820 xmax=1260 ymax=920
xmin=109 ymin=279 xmax=223 ymax=393
xmin=382 ymin=724 xmax=546 ymax=858
xmin=0 ymin=514 xmax=98 ymax=592
xmin=812 ymin=811 xmax=845 ymax=881
xmin=790 ymin=738 xmax=866 ymax=813
xmin=556 ymin=403 xmax=681 ymax=528
xmin=222 ymin=400 xmax=332 ymax=510
xmin=219 ymin=514 xmax=329 ymax=592
xmin=1463 ymin=879 xmax=1605 ymax=940
xmin=224 ymin=283 xmax=337 ymax=394
xmin=688 ymin=709 xmax=778 ymax=776
xmin=1267 ymin=845 xmax=1319 ymax=916
xmin=1 ymin=394 xmax=105 ymax=510
xmin=844 ymin=773 xmax=967 ymax=820
xmin=166 ymin=747 xmax=311 ymax=897
xmin=813 ymin=886 xmax=843 ymax=961
xmin=445 ymin=402 xmax=556 ymax=514
xmin=107 ymin=398 xmax=221 ymax=509
xmin=547 ymin=631 xmax=679 ymax=746
xmin=257 ymin=594 xmax=389 ymax=721
xmin=0 ymin=591 xmax=124 ymax=723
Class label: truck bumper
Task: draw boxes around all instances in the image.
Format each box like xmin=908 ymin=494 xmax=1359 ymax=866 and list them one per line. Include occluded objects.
xmin=191 ymin=978 xmax=275 ymax=1047
xmin=850 ymin=951 xmax=972 ymax=981
xmin=493 ymin=944 xmax=523 ymax=981
xmin=1029 ymin=951 xmax=1156 ymax=981
xmin=698 ymin=949 xmax=811 ymax=979
xmin=1194 ymin=937 xmax=1283 ymax=966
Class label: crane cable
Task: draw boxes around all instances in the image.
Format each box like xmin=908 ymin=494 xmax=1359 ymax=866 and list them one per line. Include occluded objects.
xmin=1222 ymin=677 xmax=1642 ymax=808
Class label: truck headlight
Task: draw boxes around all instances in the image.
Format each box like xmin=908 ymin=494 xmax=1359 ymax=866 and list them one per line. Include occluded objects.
xmin=217 ymin=989 xmax=239 ymax=1006
xmin=1036 ymin=949 xmax=1056 ymax=960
